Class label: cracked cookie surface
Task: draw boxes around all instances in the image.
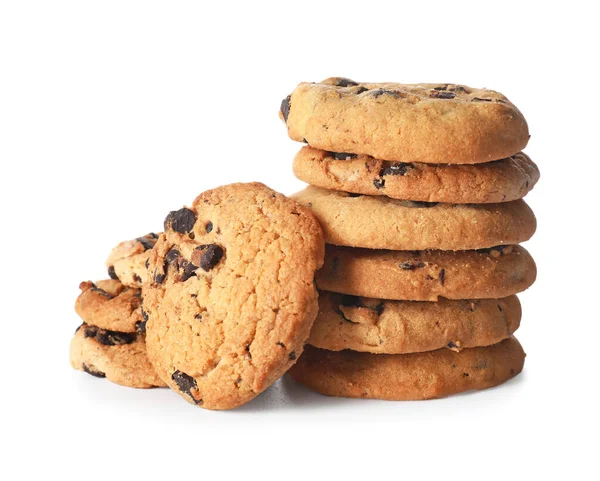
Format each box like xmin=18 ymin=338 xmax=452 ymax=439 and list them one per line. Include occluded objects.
xmin=293 ymin=186 xmax=536 ymax=251
xmin=317 ymin=245 xmax=536 ymax=301
xmin=105 ymin=232 xmax=159 ymax=287
xmin=69 ymin=324 xmax=165 ymax=388
xmin=143 ymin=182 xmax=325 ymax=410
xmin=293 ymin=146 xmax=539 ymax=204
xmin=308 ymin=291 xmax=521 ymax=354
xmin=280 ymin=78 xmax=529 ymax=164
xmin=289 ymin=337 xmax=525 ymax=400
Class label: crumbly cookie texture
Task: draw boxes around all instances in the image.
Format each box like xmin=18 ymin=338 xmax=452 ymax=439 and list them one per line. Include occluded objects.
xmin=280 ymin=78 xmax=529 ymax=164
xmin=292 ymin=186 xmax=536 ymax=251
xmin=289 ymin=337 xmax=525 ymax=401
xmin=70 ymin=324 xmax=165 ymax=388
xmin=74 ymin=279 xmax=144 ymax=333
xmin=308 ymin=291 xmax=521 ymax=354
xmin=105 ymin=232 xmax=159 ymax=287
xmin=317 ymin=245 xmax=536 ymax=301
xmin=293 ymin=146 xmax=540 ymax=204
xmin=143 ymin=182 xmax=325 ymax=410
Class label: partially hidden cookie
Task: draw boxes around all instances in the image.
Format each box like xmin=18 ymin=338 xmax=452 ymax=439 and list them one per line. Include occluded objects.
xmin=74 ymin=280 xmax=144 ymax=333
xmin=143 ymin=182 xmax=325 ymax=410
xmin=317 ymin=245 xmax=536 ymax=301
xmin=70 ymin=324 xmax=165 ymax=388
xmin=289 ymin=337 xmax=525 ymax=401
xmin=293 ymin=146 xmax=539 ymax=203
xmin=280 ymin=78 xmax=529 ymax=164
xmin=292 ymin=186 xmax=536 ymax=251
xmin=105 ymin=232 xmax=159 ymax=287
xmin=308 ymin=291 xmax=521 ymax=354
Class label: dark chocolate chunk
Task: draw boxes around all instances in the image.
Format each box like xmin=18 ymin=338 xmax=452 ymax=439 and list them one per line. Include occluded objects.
xmin=380 ymin=162 xmax=412 ymax=177
xmin=335 ymin=78 xmax=359 ymax=87
xmin=399 ymin=200 xmax=438 ymax=208
xmin=194 ymin=244 xmax=224 ymax=272
xmin=135 ymin=320 xmax=147 ymax=333
xmin=430 ymin=90 xmax=456 ymax=99
xmin=433 ymin=84 xmax=449 ymax=91
xmin=154 ymin=270 xmax=166 ymax=284
xmin=370 ymin=89 xmax=401 ymax=98
xmin=194 ymin=313 xmax=203 ymax=320
xmin=171 ymin=370 xmax=202 ymax=405
xmin=373 ymin=178 xmax=385 ymax=189
xmin=355 ymin=86 xmax=369 ymax=94
xmin=83 ymin=325 xmax=137 ymax=346
xmin=107 ymin=265 xmax=118 ymax=280
xmin=347 ymin=192 xmax=362 ymax=198
xmin=136 ymin=236 xmax=156 ymax=251
xmin=165 ymin=248 xmax=181 ymax=264
xmin=180 ymin=261 xmax=198 ymax=282
xmin=449 ymin=85 xmax=467 ymax=93
xmin=205 ymin=222 xmax=213 ymax=233
xmin=373 ymin=303 xmax=385 ymax=316
xmin=288 ymin=351 xmax=297 ymax=361
xmin=133 ymin=274 xmax=142 ymax=284
xmin=329 ymin=151 xmax=357 ymax=160
xmin=447 ymin=341 xmax=458 ymax=349
xmin=472 ymin=97 xmax=492 ymax=102
xmin=164 ymin=208 xmax=196 ymax=234
xmin=149 ymin=232 xmax=159 ymax=239
xmin=82 ymin=364 xmax=106 ymax=378
xmin=439 ymin=268 xmax=446 ymax=286
xmin=280 ymin=95 xmax=291 ymax=122
xmin=142 ymin=309 xmax=149 ymax=321
xmin=399 ymin=261 xmax=425 ymax=270
xmin=90 ymin=285 xmax=114 ymax=299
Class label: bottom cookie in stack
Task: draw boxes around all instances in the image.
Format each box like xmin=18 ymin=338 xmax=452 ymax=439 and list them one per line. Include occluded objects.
xmin=69 ymin=279 xmax=165 ymax=389
xmin=288 ymin=337 xmax=525 ymax=401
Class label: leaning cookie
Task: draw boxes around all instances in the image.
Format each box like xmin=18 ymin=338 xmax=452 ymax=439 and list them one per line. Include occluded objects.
xmin=317 ymin=245 xmax=536 ymax=301
xmin=143 ymin=182 xmax=325 ymax=410
xmin=70 ymin=324 xmax=165 ymax=388
xmin=74 ymin=279 xmax=144 ymax=333
xmin=293 ymin=186 xmax=536 ymax=251
xmin=105 ymin=232 xmax=159 ymax=287
xmin=281 ymin=78 xmax=529 ymax=164
xmin=289 ymin=337 xmax=525 ymax=401
xmin=308 ymin=291 xmax=521 ymax=354
xmin=293 ymin=146 xmax=539 ymax=204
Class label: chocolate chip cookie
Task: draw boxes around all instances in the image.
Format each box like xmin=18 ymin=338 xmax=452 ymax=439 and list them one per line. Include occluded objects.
xmin=293 ymin=146 xmax=539 ymax=203
xmin=105 ymin=232 xmax=159 ymax=287
xmin=293 ymin=186 xmax=536 ymax=251
xmin=70 ymin=323 xmax=165 ymax=388
xmin=289 ymin=337 xmax=525 ymax=400
xmin=317 ymin=245 xmax=536 ymax=301
xmin=143 ymin=182 xmax=325 ymax=410
xmin=280 ymin=78 xmax=529 ymax=164
xmin=308 ymin=291 xmax=521 ymax=354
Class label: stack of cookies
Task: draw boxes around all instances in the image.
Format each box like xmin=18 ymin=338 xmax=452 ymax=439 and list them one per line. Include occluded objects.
xmin=280 ymin=78 xmax=539 ymax=400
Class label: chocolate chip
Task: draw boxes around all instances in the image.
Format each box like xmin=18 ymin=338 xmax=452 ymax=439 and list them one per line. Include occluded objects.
xmin=179 ymin=261 xmax=198 ymax=282
xmin=329 ymin=151 xmax=357 ymax=160
xmin=171 ymin=370 xmax=203 ymax=405
xmin=205 ymin=222 xmax=213 ymax=233
xmin=447 ymin=341 xmax=458 ymax=349
xmin=149 ymin=232 xmax=159 ymax=239
xmin=194 ymin=244 xmax=224 ymax=272
xmin=107 ymin=265 xmax=118 ymax=280
xmin=335 ymin=78 xmax=359 ymax=87
xmin=472 ymin=97 xmax=492 ymax=102
xmin=373 ymin=303 xmax=385 ymax=316
xmin=83 ymin=325 xmax=137 ymax=346
xmin=280 ymin=95 xmax=291 ymax=122
xmin=91 ymin=285 xmax=113 ymax=299
xmin=142 ymin=309 xmax=149 ymax=321
xmin=165 ymin=248 xmax=180 ymax=264
xmin=288 ymin=351 xmax=297 ymax=361
xmin=135 ymin=320 xmax=147 ymax=333
xmin=430 ymin=91 xmax=456 ymax=99
xmin=133 ymin=273 xmax=142 ymax=283
xmin=136 ymin=236 xmax=156 ymax=251
xmin=164 ymin=208 xmax=196 ymax=234
xmin=463 ymin=372 xmax=470 ymax=377
xmin=449 ymin=85 xmax=467 ymax=93
xmin=399 ymin=200 xmax=438 ymax=208
xmin=145 ymin=259 xmax=149 ymax=269
xmin=380 ymin=162 xmax=412 ymax=177
xmin=355 ymin=86 xmax=369 ymax=94
xmin=439 ymin=268 xmax=445 ymax=286
xmin=276 ymin=341 xmax=286 ymax=348
xmin=373 ymin=178 xmax=385 ymax=189
xmin=194 ymin=313 xmax=202 ymax=320
xmin=370 ymin=89 xmax=400 ymax=98
xmin=347 ymin=193 xmax=362 ymax=198
xmin=154 ymin=268 xmax=166 ymax=284
xmin=433 ymin=85 xmax=449 ymax=91
xmin=82 ymin=364 xmax=105 ymax=378
xmin=399 ymin=261 xmax=425 ymax=270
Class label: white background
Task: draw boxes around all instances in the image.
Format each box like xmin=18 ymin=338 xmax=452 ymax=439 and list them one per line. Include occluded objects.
xmin=1 ymin=1 xmax=598 ymax=479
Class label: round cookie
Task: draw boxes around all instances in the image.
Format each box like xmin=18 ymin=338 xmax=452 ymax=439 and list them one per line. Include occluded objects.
xmin=317 ymin=245 xmax=536 ymax=301
xmin=280 ymin=78 xmax=529 ymax=164
xmin=70 ymin=324 xmax=165 ymax=388
xmin=74 ymin=280 xmax=144 ymax=333
xmin=288 ymin=337 xmax=525 ymax=401
xmin=105 ymin=232 xmax=159 ymax=287
xmin=293 ymin=146 xmax=540 ymax=204
xmin=308 ymin=291 xmax=521 ymax=354
xmin=292 ymin=186 xmax=536 ymax=251
xmin=143 ymin=182 xmax=325 ymax=410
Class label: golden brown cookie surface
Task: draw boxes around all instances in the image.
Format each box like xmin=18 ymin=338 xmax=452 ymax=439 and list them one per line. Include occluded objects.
xmin=281 ymin=78 xmax=529 ymax=164
xmin=143 ymin=182 xmax=325 ymax=410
